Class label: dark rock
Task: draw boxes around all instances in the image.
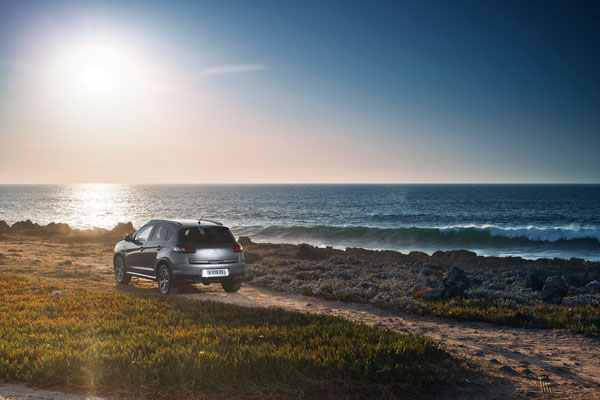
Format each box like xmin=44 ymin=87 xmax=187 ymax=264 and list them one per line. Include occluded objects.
xmin=539 ymin=275 xmax=568 ymax=304
xmin=0 ymin=220 xmax=9 ymax=232
xmin=564 ymin=271 xmax=589 ymax=288
xmin=585 ymin=280 xmax=600 ymax=294
xmin=407 ymin=251 xmax=430 ymax=263
xmin=524 ymin=270 xmax=544 ymax=291
xmin=431 ymin=250 xmax=478 ymax=267
xmin=423 ymin=286 xmax=445 ymax=299
xmin=443 ymin=266 xmax=470 ymax=293
xmin=41 ymin=222 xmax=72 ymax=235
xmin=296 ymin=243 xmax=324 ymax=259
xmin=110 ymin=222 xmax=135 ymax=235
xmin=588 ymin=270 xmax=600 ymax=282
xmin=431 ymin=251 xmax=446 ymax=259
xmin=238 ymin=236 xmax=254 ymax=246
xmin=11 ymin=220 xmax=40 ymax=231
xmin=423 ymin=266 xmax=470 ymax=299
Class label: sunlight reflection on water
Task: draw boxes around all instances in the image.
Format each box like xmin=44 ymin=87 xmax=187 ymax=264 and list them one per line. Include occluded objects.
xmin=0 ymin=184 xmax=599 ymax=260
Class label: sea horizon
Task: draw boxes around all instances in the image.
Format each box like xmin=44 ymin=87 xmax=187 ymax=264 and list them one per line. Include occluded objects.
xmin=1 ymin=183 xmax=599 ymax=261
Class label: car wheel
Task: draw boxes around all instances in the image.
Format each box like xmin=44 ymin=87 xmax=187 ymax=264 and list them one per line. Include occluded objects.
xmin=114 ymin=255 xmax=131 ymax=284
xmin=157 ymin=264 xmax=177 ymax=295
xmin=221 ymin=278 xmax=242 ymax=293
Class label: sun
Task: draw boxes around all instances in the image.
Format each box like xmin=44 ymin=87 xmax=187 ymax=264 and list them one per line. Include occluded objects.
xmin=74 ymin=45 xmax=123 ymax=96
xmin=51 ymin=40 xmax=142 ymax=100
xmin=79 ymin=66 xmax=112 ymax=94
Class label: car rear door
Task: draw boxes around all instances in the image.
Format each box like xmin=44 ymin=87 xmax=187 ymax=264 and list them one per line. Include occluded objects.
xmin=138 ymin=225 xmax=171 ymax=276
xmin=125 ymin=224 xmax=155 ymax=274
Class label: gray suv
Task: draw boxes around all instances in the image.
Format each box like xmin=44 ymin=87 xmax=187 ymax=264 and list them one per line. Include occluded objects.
xmin=113 ymin=219 xmax=245 ymax=294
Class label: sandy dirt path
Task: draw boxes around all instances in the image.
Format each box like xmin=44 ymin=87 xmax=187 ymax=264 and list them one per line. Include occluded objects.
xmin=179 ymin=285 xmax=600 ymax=400
xmin=0 ymin=381 xmax=95 ymax=400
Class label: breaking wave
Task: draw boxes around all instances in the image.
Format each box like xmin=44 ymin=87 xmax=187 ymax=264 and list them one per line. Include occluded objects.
xmin=235 ymin=225 xmax=600 ymax=251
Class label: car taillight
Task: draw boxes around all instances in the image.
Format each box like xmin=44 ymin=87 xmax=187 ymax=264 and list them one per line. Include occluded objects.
xmin=173 ymin=244 xmax=196 ymax=253
xmin=232 ymin=242 xmax=243 ymax=252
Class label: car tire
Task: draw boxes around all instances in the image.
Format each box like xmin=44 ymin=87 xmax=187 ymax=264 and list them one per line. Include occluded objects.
xmin=221 ymin=278 xmax=242 ymax=293
xmin=157 ymin=264 xmax=177 ymax=295
xmin=114 ymin=255 xmax=131 ymax=284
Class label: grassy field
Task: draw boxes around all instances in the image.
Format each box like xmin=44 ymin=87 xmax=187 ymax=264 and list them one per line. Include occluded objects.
xmin=0 ymin=274 xmax=467 ymax=398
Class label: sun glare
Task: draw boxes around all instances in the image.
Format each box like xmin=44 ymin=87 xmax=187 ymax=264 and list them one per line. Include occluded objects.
xmin=48 ymin=40 xmax=144 ymax=102
xmin=79 ymin=66 xmax=111 ymax=93
xmin=73 ymin=44 xmax=129 ymax=96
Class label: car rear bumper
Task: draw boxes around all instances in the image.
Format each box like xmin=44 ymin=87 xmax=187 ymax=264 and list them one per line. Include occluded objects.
xmin=171 ymin=261 xmax=245 ymax=283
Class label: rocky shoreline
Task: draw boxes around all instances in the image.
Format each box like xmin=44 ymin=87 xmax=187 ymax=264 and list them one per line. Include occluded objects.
xmin=238 ymin=237 xmax=600 ymax=308
xmin=0 ymin=219 xmax=134 ymax=237
xmin=1 ymin=219 xmax=599 ymax=308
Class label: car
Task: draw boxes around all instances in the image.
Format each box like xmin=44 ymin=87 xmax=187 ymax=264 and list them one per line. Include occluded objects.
xmin=113 ymin=219 xmax=245 ymax=294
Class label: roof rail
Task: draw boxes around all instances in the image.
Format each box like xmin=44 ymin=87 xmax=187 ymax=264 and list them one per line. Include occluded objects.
xmin=149 ymin=219 xmax=182 ymax=226
xmin=198 ymin=218 xmax=223 ymax=226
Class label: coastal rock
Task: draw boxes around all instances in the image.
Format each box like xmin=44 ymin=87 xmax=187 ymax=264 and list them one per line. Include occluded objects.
xmin=408 ymin=251 xmax=430 ymax=264
xmin=585 ymin=280 xmax=600 ymax=294
xmin=524 ymin=271 xmax=545 ymax=291
xmin=431 ymin=250 xmax=478 ymax=267
xmin=296 ymin=243 xmax=324 ymax=260
xmin=238 ymin=236 xmax=254 ymax=246
xmin=422 ymin=285 xmax=445 ymax=299
xmin=110 ymin=222 xmax=135 ymax=235
xmin=539 ymin=275 xmax=568 ymax=304
xmin=41 ymin=222 xmax=72 ymax=235
xmin=11 ymin=220 xmax=40 ymax=231
xmin=0 ymin=220 xmax=9 ymax=232
xmin=423 ymin=266 xmax=471 ymax=299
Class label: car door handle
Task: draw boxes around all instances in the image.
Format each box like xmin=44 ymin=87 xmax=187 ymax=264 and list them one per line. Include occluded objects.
xmin=156 ymin=246 xmax=162 ymax=250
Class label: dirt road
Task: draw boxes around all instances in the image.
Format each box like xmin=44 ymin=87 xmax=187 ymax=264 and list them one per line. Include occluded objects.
xmin=174 ymin=284 xmax=600 ymax=399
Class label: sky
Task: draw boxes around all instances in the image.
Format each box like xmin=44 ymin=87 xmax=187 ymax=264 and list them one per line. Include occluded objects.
xmin=0 ymin=0 xmax=599 ymax=184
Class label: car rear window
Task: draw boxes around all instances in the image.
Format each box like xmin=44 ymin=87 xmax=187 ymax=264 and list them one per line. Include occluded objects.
xmin=178 ymin=227 xmax=234 ymax=244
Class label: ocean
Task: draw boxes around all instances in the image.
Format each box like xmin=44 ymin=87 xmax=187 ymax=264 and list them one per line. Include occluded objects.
xmin=0 ymin=184 xmax=599 ymax=261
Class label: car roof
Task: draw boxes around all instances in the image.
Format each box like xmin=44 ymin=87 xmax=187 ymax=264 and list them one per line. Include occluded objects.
xmin=147 ymin=218 xmax=226 ymax=228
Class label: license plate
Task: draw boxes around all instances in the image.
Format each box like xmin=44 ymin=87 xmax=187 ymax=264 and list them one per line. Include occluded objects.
xmin=202 ymin=268 xmax=229 ymax=278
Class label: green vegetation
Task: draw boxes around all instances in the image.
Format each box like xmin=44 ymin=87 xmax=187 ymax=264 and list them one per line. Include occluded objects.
xmin=0 ymin=275 xmax=457 ymax=398
xmin=371 ymin=295 xmax=600 ymax=336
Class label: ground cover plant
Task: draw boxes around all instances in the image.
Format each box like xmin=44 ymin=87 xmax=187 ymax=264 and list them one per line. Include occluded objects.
xmin=243 ymin=246 xmax=600 ymax=337
xmin=374 ymin=296 xmax=600 ymax=336
xmin=287 ymin=280 xmax=600 ymax=336
xmin=0 ymin=274 xmax=461 ymax=398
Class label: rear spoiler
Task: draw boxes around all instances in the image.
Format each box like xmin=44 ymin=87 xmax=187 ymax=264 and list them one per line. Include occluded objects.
xmin=198 ymin=218 xmax=223 ymax=226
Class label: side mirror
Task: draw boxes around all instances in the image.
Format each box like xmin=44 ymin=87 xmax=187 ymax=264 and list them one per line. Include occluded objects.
xmin=124 ymin=234 xmax=132 ymax=242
